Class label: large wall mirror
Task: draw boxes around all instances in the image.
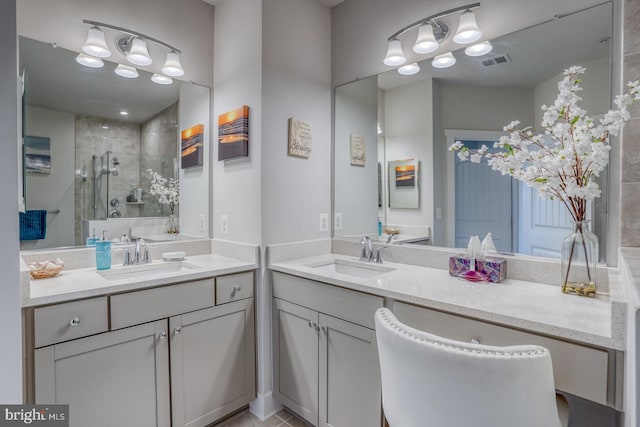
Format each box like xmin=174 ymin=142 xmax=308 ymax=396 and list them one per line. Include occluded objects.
xmin=334 ymin=2 xmax=611 ymax=259
xmin=19 ymin=36 xmax=211 ymax=250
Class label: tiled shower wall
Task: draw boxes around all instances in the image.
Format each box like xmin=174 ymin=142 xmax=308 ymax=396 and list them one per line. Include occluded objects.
xmin=140 ymin=102 xmax=179 ymax=217
xmin=74 ymin=115 xmax=140 ymax=243
xmin=622 ymin=0 xmax=640 ymax=245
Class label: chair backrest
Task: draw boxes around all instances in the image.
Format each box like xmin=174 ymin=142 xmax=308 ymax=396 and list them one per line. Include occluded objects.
xmin=375 ymin=308 xmax=562 ymax=427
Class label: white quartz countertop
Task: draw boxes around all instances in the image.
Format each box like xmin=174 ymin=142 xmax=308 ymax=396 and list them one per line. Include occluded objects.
xmin=23 ymin=254 xmax=257 ymax=307
xmin=270 ymin=254 xmax=625 ymax=350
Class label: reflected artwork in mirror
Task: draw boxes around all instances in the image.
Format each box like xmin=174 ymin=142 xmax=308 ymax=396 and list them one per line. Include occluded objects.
xmin=333 ymin=2 xmax=611 ymax=259
xmin=19 ymin=36 xmax=211 ymax=250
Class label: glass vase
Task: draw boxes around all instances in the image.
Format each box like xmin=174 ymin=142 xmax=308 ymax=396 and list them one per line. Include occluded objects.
xmin=168 ymin=213 xmax=179 ymax=234
xmin=561 ymin=221 xmax=597 ymax=298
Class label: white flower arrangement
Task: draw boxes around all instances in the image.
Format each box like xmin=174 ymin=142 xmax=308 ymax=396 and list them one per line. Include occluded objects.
xmin=449 ymin=66 xmax=640 ymax=223
xmin=147 ymin=169 xmax=179 ymax=214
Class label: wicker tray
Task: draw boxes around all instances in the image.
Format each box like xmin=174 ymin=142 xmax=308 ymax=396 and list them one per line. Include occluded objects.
xmin=29 ymin=265 xmax=63 ymax=279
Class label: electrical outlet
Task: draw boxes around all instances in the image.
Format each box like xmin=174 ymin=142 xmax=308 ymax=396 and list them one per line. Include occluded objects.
xmin=334 ymin=213 xmax=343 ymax=231
xmin=319 ymin=213 xmax=329 ymax=232
xmin=199 ymin=214 xmax=207 ymax=232
xmin=221 ymin=215 xmax=229 ymax=234
xmin=436 ymin=208 xmax=442 ymax=220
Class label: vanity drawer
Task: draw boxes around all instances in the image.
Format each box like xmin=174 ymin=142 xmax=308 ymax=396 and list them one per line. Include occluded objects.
xmin=272 ymin=271 xmax=383 ymax=329
xmin=393 ymin=301 xmax=610 ymax=406
xmin=110 ymin=279 xmax=215 ymax=330
xmin=216 ymin=271 xmax=254 ymax=304
xmin=34 ymin=297 xmax=108 ymax=348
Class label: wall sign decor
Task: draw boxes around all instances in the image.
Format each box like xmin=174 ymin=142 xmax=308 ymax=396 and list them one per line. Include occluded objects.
xmin=350 ymin=134 xmax=366 ymax=166
xmin=218 ymin=105 xmax=249 ymax=161
xmin=181 ymin=124 xmax=204 ymax=168
xmin=25 ymin=135 xmax=51 ymax=174
xmin=288 ymin=117 xmax=312 ymax=158
xmin=388 ymin=158 xmax=420 ymax=209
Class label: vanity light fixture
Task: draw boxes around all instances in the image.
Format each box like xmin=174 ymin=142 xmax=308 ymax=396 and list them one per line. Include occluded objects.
xmin=464 ymin=40 xmax=493 ymax=56
xmin=432 ymin=52 xmax=456 ymax=68
xmin=151 ymin=73 xmax=173 ymax=85
xmin=81 ymin=26 xmax=112 ymax=58
xmin=453 ymin=10 xmax=483 ymax=44
xmin=383 ymin=3 xmax=481 ymax=68
xmin=114 ymin=64 xmax=139 ymax=78
xmin=398 ymin=62 xmax=421 ymax=75
xmin=75 ymin=53 xmax=104 ymax=68
xmin=80 ymin=20 xmax=184 ymax=78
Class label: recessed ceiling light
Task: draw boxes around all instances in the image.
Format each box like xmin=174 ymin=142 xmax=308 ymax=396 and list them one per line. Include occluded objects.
xmin=119 ymin=111 xmax=129 ymax=116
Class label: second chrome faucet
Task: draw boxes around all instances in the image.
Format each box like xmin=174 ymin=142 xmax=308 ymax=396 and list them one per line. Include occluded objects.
xmin=359 ymin=236 xmax=385 ymax=263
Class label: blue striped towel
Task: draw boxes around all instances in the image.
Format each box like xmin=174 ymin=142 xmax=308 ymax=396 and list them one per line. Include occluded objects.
xmin=20 ymin=210 xmax=47 ymax=240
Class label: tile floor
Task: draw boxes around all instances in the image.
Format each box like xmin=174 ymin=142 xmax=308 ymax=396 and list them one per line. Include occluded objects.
xmin=215 ymin=408 xmax=309 ymax=427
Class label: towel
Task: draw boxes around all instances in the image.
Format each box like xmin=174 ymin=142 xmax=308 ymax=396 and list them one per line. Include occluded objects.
xmin=20 ymin=210 xmax=47 ymax=240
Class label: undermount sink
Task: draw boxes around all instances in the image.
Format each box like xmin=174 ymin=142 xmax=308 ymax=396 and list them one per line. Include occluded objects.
xmin=308 ymin=259 xmax=395 ymax=278
xmin=98 ymin=261 xmax=199 ymax=281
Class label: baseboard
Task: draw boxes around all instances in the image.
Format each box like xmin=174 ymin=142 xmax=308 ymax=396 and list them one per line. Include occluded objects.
xmin=249 ymin=392 xmax=282 ymax=422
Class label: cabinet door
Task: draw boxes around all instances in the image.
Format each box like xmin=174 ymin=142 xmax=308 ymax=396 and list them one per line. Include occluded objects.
xmin=273 ymin=298 xmax=319 ymax=426
xmin=170 ymin=298 xmax=256 ymax=427
xmin=34 ymin=319 xmax=170 ymax=427
xmin=318 ymin=314 xmax=381 ymax=427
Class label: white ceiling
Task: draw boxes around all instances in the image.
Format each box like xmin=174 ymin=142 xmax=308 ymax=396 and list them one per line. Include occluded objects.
xmin=202 ymin=0 xmax=344 ymax=7
xmin=378 ymin=3 xmax=610 ymax=90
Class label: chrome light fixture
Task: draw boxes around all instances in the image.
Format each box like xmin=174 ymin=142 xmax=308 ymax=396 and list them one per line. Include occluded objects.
xmin=79 ymin=20 xmax=184 ymax=78
xmin=398 ymin=62 xmax=420 ymax=75
xmin=383 ymin=2 xmax=482 ymax=72
xmin=114 ymin=64 xmax=139 ymax=78
xmin=383 ymin=39 xmax=407 ymax=66
xmin=76 ymin=53 xmax=104 ymax=68
xmin=81 ymin=26 xmax=112 ymax=58
xmin=432 ymin=52 xmax=456 ymax=68
xmin=453 ymin=10 xmax=482 ymax=44
xmin=161 ymin=51 xmax=185 ymax=77
xmin=464 ymin=41 xmax=493 ymax=56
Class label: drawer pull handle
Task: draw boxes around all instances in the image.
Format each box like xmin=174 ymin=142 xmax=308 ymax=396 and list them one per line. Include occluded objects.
xmin=321 ymin=324 xmax=327 ymax=334
xmin=159 ymin=331 xmax=167 ymax=340
xmin=69 ymin=317 xmax=80 ymax=327
xmin=174 ymin=326 xmax=182 ymax=335
xmin=470 ymin=338 xmax=480 ymax=344
xmin=308 ymin=320 xmax=313 ymax=328
xmin=233 ymin=285 xmax=241 ymax=293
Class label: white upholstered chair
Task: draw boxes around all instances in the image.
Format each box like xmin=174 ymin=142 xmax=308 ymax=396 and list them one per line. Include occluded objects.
xmin=374 ymin=308 xmax=569 ymax=427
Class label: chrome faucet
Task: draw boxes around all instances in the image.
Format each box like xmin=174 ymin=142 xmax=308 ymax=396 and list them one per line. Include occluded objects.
xmin=359 ymin=236 xmax=374 ymax=262
xmin=134 ymin=238 xmax=150 ymax=264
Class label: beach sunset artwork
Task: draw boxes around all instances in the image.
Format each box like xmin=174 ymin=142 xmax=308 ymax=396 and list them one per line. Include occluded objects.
xmin=395 ymin=164 xmax=416 ymax=187
xmin=218 ymin=105 xmax=249 ymax=161
xmin=181 ymin=124 xmax=204 ymax=168
xmin=25 ymin=136 xmax=51 ymax=174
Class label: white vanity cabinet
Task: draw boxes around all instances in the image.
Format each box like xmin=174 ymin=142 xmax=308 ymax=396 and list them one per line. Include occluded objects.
xmin=29 ymin=271 xmax=256 ymax=427
xmin=272 ymin=272 xmax=383 ymax=427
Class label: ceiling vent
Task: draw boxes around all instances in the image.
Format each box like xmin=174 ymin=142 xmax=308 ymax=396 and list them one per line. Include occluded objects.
xmin=481 ymin=54 xmax=512 ymax=67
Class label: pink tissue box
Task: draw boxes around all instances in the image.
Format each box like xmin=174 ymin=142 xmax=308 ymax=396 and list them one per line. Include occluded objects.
xmin=448 ymin=256 xmax=507 ymax=283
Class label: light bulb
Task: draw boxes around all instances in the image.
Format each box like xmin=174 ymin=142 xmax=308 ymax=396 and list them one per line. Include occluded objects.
xmin=82 ymin=26 xmax=111 ymax=58
xmin=413 ymin=24 xmax=439 ymax=54
xmin=398 ymin=63 xmax=420 ymax=75
xmin=432 ymin=52 xmax=456 ymax=68
xmin=151 ymin=73 xmax=173 ymax=85
xmin=161 ymin=51 xmax=185 ymax=77
xmin=76 ymin=53 xmax=104 ymax=68
xmin=383 ymin=39 xmax=406 ymax=66
xmin=465 ymin=41 xmax=493 ymax=57
xmin=127 ymin=38 xmax=152 ymax=66
xmin=453 ymin=10 xmax=482 ymax=44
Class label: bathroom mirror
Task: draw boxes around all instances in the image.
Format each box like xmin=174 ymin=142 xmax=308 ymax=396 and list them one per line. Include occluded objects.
xmin=19 ymin=36 xmax=211 ymax=250
xmin=334 ymin=2 xmax=611 ymax=258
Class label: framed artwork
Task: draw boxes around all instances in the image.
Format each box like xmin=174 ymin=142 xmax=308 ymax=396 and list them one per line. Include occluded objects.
xmin=218 ymin=105 xmax=249 ymax=161
xmin=350 ymin=134 xmax=366 ymax=166
xmin=24 ymin=135 xmax=51 ymax=174
xmin=181 ymin=124 xmax=204 ymax=168
xmin=288 ymin=117 xmax=312 ymax=158
xmin=388 ymin=158 xmax=420 ymax=209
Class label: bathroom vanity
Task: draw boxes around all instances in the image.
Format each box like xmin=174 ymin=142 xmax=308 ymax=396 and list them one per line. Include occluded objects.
xmin=20 ymin=242 xmax=258 ymax=427
xmin=269 ymin=242 xmax=626 ymax=427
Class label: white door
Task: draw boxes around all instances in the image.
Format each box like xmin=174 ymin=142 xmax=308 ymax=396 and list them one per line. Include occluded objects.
xmin=454 ymin=140 xmax=514 ymax=252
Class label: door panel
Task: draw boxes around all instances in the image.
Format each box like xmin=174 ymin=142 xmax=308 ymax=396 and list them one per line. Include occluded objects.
xmin=170 ymin=299 xmax=255 ymax=427
xmin=34 ymin=320 xmax=170 ymax=427
xmin=319 ymin=314 xmax=381 ymax=427
xmin=273 ymin=298 xmax=319 ymax=425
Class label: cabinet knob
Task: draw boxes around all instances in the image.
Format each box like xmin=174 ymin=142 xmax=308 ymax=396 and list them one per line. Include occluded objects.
xmin=159 ymin=331 xmax=167 ymax=340
xmin=174 ymin=326 xmax=182 ymax=335
xmin=320 ymin=324 xmax=327 ymax=333
xmin=308 ymin=320 xmax=313 ymax=328
xmin=69 ymin=317 xmax=80 ymax=327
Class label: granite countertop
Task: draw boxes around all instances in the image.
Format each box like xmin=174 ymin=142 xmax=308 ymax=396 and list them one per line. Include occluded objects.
xmin=270 ymin=254 xmax=625 ymax=350
xmin=22 ymin=253 xmax=257 ymax=307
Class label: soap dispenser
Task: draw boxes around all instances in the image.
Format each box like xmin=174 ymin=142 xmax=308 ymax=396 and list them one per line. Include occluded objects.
xmin=86 ymin=228 xmax=98 ymax=246
xmin=95 ymin=230 xmax=112 ymax=270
